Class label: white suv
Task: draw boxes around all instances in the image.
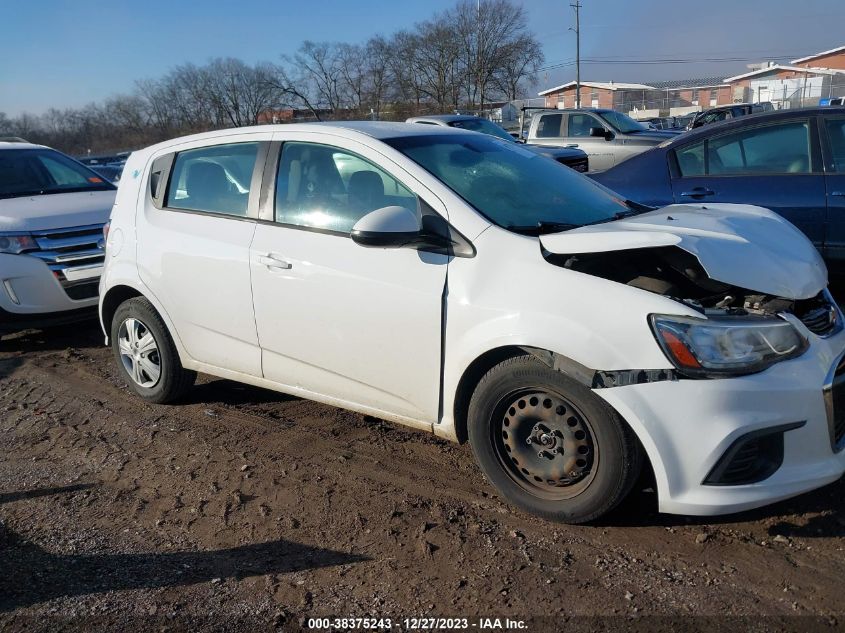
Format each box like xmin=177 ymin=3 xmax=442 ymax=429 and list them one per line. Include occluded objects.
xmin=0 ymin=142 xmax=115 ymax=336
xmin=99 ymin=122 xmax=845 ymax=523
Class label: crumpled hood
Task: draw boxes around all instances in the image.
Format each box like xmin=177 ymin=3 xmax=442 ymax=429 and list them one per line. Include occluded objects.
xmin=0 ymin=190 xmax=115 ymax=232
xmin=539 ymin=203 xmax=827 ymax=300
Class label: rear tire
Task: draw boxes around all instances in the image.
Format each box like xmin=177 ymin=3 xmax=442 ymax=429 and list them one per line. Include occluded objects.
xmin=467 ymin=355 xmax=641 ymax=523
xmin=111 ymin=297 xmax=195 ymax=403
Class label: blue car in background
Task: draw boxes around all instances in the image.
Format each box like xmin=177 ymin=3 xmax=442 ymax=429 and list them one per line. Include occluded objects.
xmin=591 ymin=107 xmax=845 ymax=270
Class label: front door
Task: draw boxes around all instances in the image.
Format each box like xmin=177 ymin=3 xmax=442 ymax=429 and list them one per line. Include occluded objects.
xmin=249 ymin=135 xmax=448 ymax=422
xmin=564 ymin=112 xmax=617 ymax=171
xmin=669 ymin=117 xmax=827 ymax=249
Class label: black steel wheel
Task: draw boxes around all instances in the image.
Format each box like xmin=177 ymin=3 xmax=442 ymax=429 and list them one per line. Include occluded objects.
xmin=468 ymin=355 xmax=642 ymax=523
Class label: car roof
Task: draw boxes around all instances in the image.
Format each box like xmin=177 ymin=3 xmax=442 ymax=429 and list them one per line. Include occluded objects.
xmin=139 ymin=121 xmax=471 ymax=155
xmin=667 ymin=106 xmax=845 ymax=146
xmin=406 ymin=114 xmax=485 ymax=124
xmin=0 ymin=141 xmax=49 ymax=151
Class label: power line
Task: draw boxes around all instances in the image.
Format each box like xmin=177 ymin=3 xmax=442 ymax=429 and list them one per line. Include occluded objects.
xmin=538 ymin=53 xmax=800 ymax=72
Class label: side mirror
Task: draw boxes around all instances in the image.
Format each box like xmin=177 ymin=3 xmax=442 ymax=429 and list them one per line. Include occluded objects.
xmin=590 ymin=127 xmax=614 ymax=140
xmin=351 ymin=205 xmax=426 ymax=249
xmin=351 ymin=204 xmax=475 ymax=257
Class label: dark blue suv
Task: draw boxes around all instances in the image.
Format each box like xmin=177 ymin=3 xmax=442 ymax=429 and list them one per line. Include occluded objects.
xmin=592 ymin=107 xmax=845 ymax=269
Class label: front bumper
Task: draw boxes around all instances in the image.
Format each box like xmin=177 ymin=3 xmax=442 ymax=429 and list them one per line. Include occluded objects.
xmin=0 ymin=253 xmax=100 ymax=333
xmin=597 ymin=326 xmax=845 ymax=516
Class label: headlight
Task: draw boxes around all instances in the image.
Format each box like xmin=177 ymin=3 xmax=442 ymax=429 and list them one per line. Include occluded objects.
xmin=650 ymin=314 xmax=808 ymax=377
xmin=0 ymin=233 xmax=37 ymax=254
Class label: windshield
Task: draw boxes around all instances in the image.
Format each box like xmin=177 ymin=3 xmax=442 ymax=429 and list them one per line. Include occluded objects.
xmin=0 ymin=148 xmax=116 ymax=199
xmin=597 ymin=111 xmax=648 ymax=134
xmin=385 ymin=134 xmax=632 ymax=232
xmin=447 ymin=118 xmax=515 ymax=142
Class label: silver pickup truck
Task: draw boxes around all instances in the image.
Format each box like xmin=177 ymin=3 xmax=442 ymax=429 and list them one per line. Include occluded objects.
xmin=526 ymin=108 xmax=680 ymax=172
xmin=406 ymin=114 xmax=589 ymax=173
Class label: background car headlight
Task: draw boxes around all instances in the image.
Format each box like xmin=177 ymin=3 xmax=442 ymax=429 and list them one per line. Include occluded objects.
xmin=0 ymin=233 xmax=37 ymax=254
xmin=650 ymin=314 xmax=808 ymax=376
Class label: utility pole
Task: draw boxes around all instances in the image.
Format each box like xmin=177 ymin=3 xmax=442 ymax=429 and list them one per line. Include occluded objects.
xmin=570 ymin=0 xmax=581 ymax=108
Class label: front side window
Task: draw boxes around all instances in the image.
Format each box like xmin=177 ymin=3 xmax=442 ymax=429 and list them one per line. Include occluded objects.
xmin=275 ymin=142 xmax=417 ymax=234
xmin=165 ymin=142 xmax=259 ymax=216
xmin=386 ymin=133 xmax=631 ymax=231
xmin=675 ymin=121 xmax=811 ymax=177
xmin=0 ymin=148 xmax=114 ymax=199
xmin=568 ymin=113 xmax=598 ymax=137
xmin=825 ymin=118 xmax=845 ymax=172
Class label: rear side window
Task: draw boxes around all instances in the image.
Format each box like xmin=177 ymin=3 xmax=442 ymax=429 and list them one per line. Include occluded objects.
xmin=675 ymin=121 xmax=811 ymax=177
xmin=165 ymin=142 xmax=259 ymax=216
xmin=536 ymin=114 xmax=563 ymax=138
xmin=275 ymin=142 xmax=416 ymax=234
xmin=825 ymin=118 xmax=845 ymax=172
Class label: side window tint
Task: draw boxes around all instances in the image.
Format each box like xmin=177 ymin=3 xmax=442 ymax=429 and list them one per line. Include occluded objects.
xmin=568 ymin=114 xmax=597 ymax=137
xmin=165 ymin=142 xmax=259 ymax=216
xmin=675 ymin=141 xmax=705 ymax=177
xmin=677 ymin=122 xmax=811 ymax=177
xmin=536 ymin=114 xmax=563 ymax=138
xmin=826 ymin=118 xmax=845 ymax=172
xmin=275 ymin=142 xmax=417 ymax=234
xmin=708 ymin=121 xmax=810 ymax=175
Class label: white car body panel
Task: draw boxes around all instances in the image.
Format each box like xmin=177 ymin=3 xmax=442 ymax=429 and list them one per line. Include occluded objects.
xmin=100 ymin=123 xmax=845 ymax=517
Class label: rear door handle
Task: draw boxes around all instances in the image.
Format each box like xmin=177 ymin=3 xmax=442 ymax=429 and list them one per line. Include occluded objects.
xmin=832 ymin=191 xmax=845 ymax=197
xmin=258 ymin=254 xmax=292 ymax=270
xmin=680 ymin=188 xmax=715 ymax=197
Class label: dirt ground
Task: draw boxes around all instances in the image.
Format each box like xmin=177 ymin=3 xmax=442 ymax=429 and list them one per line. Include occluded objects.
xmin=1 ymin=320 xmax=844 ymax=632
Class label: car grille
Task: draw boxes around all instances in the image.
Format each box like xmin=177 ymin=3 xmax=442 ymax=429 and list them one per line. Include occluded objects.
xmin=27 ymin=224 xmax=105 ymax=300
xmin=827 ymin=356 xmax=845 ymax=452
xmin=793 ymin=293 xmax=839 ymax=337
xmin=559 ymin=156 xmax=589 ymax=173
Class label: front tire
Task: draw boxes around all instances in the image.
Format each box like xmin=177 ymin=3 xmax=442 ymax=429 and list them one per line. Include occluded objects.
xmin=111 ymin=297 xmax=195 ymax=403
xmin=467 ymin=355 xmax=642 ymax=524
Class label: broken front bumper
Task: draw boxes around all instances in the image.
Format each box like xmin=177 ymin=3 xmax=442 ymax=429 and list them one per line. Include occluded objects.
xmin=596 ymin=325 xmax=845 ymax=517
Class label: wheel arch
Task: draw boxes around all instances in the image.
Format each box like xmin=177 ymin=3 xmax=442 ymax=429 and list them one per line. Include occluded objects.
xmin=451 ymin=344 xmax=659 ymax=500
xmin=99 ymin=283 xmax=190 ymax=366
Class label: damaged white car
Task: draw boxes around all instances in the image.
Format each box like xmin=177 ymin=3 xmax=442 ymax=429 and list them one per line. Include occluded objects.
xmin=99 ymin=123 xmax=845 ymax=523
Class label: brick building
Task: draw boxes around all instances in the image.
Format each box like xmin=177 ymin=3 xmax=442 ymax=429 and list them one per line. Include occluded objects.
xmin=536 ymin=43 xmax=845 ymax=115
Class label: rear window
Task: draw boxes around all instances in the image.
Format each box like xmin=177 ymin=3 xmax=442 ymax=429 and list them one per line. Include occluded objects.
xmin=0 ymin=148 xmax=115 ymax=199
xmin=165 ymin=143 xmax=259 ymax=216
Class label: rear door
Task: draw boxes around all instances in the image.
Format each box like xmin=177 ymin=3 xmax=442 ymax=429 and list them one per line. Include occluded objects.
xmin=669 ymin=117 xmax=827 ymax=249
xmin=821 ymin=115 xmax=845 ymax=262
xmin=137 ymin=135 xmax=269 ymax=376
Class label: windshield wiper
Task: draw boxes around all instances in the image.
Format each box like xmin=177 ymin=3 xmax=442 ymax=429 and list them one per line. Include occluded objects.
xmin=505 ymin=221 xmax=580 ymax=236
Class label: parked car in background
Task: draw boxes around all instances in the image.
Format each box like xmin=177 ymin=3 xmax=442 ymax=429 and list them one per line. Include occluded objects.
xmin=406 ymin=114 xmax=589 ymax=172
xmin=821 ymin=97 xmax=844 ymax=107
xmin=100 ymin=122 xmax=845 ymax=524
xmin=525 ymin=108 xmax=678 ymax=171
xmin=687 ymin=102 xmax=774 ymax=130
xmin=638 ymin=116 xmax=688 ymax=131
xmin=88 ymin=163 xmax=124 ymax=184
xmin=591 ymin=107 xmax=845 ymax=270
xmin=0 ymin=142 xmax=115 ymax=336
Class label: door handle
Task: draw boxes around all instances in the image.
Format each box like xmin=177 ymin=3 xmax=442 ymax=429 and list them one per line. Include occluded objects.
xmin=258 ymin=254 xmax=292 ymax=270
xmin=832 ymin=191 xmax=845 ymax=197
xmin=680 ymin=188 xmax=715 ymax=197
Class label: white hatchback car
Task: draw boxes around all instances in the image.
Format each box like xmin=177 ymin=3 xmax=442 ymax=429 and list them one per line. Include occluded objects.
xmin=99 ymin=122 xmax=845 ymax=523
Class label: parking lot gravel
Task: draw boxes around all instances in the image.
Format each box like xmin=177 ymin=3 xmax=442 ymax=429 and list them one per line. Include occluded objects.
xmin=1 ymin=321 xmax=844 ymax=632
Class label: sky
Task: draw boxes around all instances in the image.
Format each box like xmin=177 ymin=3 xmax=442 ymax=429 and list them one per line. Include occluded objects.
xmin=2 ymin=0 xmax=845 ymax=116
